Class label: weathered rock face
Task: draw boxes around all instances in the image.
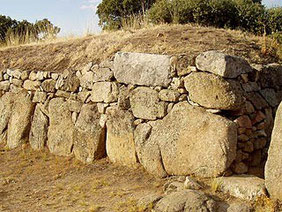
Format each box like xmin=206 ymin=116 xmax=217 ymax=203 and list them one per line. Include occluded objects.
xmin=130 ymin=87 xmax=166 ymax=120
xmin=106 ymin=108 xmax=138 ymax=167
xmin=7 ymin=92 xmax=35 ymax=149
xmin=135 ymin=102 xmax=237 ymax=177
xmin=47 ymin=98 xmax=74 ymax=156
xmin=196 ymin=51 xmax=252 ymax=78
xmin=265 ymin=102 xmax=282 ymax=201
xmin=73 ymin=104 xmax=106 ymax=163
xmin=154 ymin=190 xmax=216 ymax=212
xmin=90 ymin=82 xmax=118 ymax=103
xmin=135 ymin=123 xmax=167 ymax=178
xmin=215 ymin=175 xmax=267 ymax=200
xmin=41 ymin=79 xmax=56 ymax=92
xmin=0 ymin=93 xmax=15 ymax=143
xmin=29 ymin=105 xmax=49 ymax=151
xmin=184 ymin=72 xmax=244 ymax=110
xmin=114 ymin=52 xmax=171 ymax=87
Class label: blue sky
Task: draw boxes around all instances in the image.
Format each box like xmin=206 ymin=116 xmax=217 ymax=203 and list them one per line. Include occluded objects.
xmin=0 ymin=0 xmax=281 ymax=36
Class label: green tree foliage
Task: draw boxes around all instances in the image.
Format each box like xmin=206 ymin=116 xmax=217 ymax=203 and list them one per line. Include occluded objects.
xmin=96 ymin=0 xmax=156 ymax=30
xmin=0 ymin=15 xmax=17 ymax=42
xmin=147 ymin=0 xmax=281 ymax=35
xmin=0 ymin=15 xmax=60 ymax=45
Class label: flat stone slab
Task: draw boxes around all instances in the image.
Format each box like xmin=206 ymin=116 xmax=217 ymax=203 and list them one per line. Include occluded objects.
xmin=265 ymin=102 xmax=282 ymax=201
xmin=114 ymin=52 xmax=171 ymax=87
xmin=196 ymin=51 xmax=252 ymax=78
xmin=215 ymin=175 xmax=267 ymax=200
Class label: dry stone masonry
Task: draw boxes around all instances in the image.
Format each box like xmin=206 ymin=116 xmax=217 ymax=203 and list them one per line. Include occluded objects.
xmin=0 ymin=50 xmax=281 ymax=202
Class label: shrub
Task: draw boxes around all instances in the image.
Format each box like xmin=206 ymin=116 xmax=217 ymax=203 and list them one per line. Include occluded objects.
xmin=235 ymin=0 xmax=267 ymax=34
xmin=267 ymin=7 xmax=282 ymax=34
xmin=147 ymin=0 xmax=173 ymax=24
xmin=147 ymin=0 xmax=280 ymax=35
xmin=97 ymin=0 xmax=156 ymax=30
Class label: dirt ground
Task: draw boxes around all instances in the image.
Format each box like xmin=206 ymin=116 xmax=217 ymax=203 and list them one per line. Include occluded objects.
xmin=0 ymin=24 xmax=281 ymax=73
xmin=0 ymin=144 xmax=165 ymax=212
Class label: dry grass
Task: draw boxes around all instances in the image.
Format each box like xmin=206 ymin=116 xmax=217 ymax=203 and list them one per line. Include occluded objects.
xmin=0 ymin=24 xmax=280 ymax=73
xmin=0 ymin=144 xmax=164 ymax=212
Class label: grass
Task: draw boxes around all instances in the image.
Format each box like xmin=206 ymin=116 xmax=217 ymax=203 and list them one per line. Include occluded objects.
xmin=0 ymin=24 xmax=280 ymax=73
xmin=210 ymin=177 xmax=224 ymax=193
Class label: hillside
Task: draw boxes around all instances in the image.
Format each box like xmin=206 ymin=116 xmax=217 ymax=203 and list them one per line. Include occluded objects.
xmin=0 ymin=24 xmax=281 ymax=72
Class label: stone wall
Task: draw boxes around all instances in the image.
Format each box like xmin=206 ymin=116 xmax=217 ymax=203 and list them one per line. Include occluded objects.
xmin=0 ymin=51 xmax=281 ymax=179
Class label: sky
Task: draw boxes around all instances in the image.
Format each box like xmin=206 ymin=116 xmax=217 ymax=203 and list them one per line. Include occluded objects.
xmin=0 ymin=0 xmax=281 ymax=36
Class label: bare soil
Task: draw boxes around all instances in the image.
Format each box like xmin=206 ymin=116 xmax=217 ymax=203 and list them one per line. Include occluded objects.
xmin=0 ymin=24 xmax=281 ymax=73
xmin=0 ymin=144 xmax=165 ymax=212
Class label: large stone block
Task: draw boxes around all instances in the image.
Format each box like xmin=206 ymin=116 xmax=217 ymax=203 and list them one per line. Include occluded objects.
xmin=184 ymin=72 xmax=244 ymax=110
xmin=90 ymin=82 xmax=118 ymax=103
xmin=106 ymin=108 xmax=138 ymax=167
xmin=29 ymin=105 xmax=49 ymax=151
xmin=47 ymin=98 xmax=74 ymax=156
xmin=135 ymin=123 xmax=167 ymax=178
xmin=0 ymin=93 xmax=15 ymax=143
xmin=196 ymin=51 xmax=252 ymax=78
xmin=135 ymin=102 xmax=237 ymax=178
xmin=265 ymin=102 xmax=282 ymax=201
xmin=130 ymin=87 xmax=166 ymax=120
xmin=73 ymin=104 xmax=106 ymax=163
xmin=215 ymin=175 xmax=267 ymax=200
xmin=7 ymin=92 xmax=35 ymax=149
xmin=155 ymin=190 xmax=216 ymax=212
xmin=114 ymin=52 xmax=171 ymax=87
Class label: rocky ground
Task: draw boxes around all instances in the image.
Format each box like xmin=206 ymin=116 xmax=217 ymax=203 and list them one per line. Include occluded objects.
xmin=0 ymin=144 xmax=281 ymax=212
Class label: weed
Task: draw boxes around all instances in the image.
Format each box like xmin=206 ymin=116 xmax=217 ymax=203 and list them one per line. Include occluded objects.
xmin=210 ymin=177 xmax=223 ymax=193
xmin=254 ymin=195 xmax=276 ymax=212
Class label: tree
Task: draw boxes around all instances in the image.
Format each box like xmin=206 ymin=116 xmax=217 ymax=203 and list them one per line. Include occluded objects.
xmin=34 ymin=19 xmax=61 ymax=39
xmin=0 ymin=15 xmax=17 ymax=42
xmin=0 ymin=16 xmax=60 ymax=45
xmin=96 ymin=0 xmax=156 ymax=30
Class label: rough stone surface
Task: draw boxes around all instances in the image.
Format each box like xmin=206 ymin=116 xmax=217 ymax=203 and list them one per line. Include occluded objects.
xmin=73 ymin=104 xmax=106 ymax=163
xmin=137 ymin=194 xmax=162 ymax=210
xmin=245 ymin=92 xmax=268 ymax=110
xmin=7 ymin=92 xmax=34 ymax=149
xmin=259 ymin=88 xmax=279 ymax=107
xmin=23 ymin=80 xmax=40 ymax=90
xmin=265 ymin=102 xmax=282 ymax=201
xmin=29 ymin=105 xmax=48 ymax=151
xmin=0 ymin=93 xmax=15 ymax=143
xmin=59 ymin=71 xmax=80 ymax=92
xmin=155 ymin=190 xmax=216 ymax=212
xmin=135 ymin=102 xmax=237 ymax=178
xmin=135 ymin=123 xmax=167 ymax=178
xmin=130 ymin=87 xmax=166 ymax=120
xmin=196 ymin=51 xmax=252 ymax=78
xmin=106 ymin=108 xmax=138 ymax=167
xmin=184 ymin=72 xmax=244 ymax=110
xmin=92 ymin=67 xmax=113 ymax=82
xmin=47 ymin=98 xmax=74 ymax=156
xmin=226 ymin=203 xmax=252 ymax=212
xmin=32 ymin=91 xmax=47 ymax=103
xmin=114 ymin=52 xmax=171 ymax=87
xmin=80 ymin=71 xmax=94 ymax=89
xmin=158 ymin=89 xmax=180 ymax=102
xmin=90 ymin=82 xmax=118 ymax=103
xmin=216 ymin=175 xmax=267 ymax=200
xmin=41 ymin=79 xmax=56 ymax=92
xmin=0 ymin=81 xmax=10 ymax=91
